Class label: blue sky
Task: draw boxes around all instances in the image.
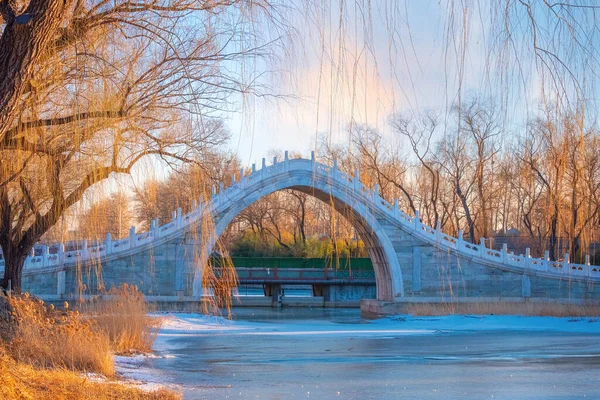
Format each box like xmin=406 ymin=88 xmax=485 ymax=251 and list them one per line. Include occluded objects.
xmin=120 ymin=0 xmax=599 ymax=194
xmin=223 ymin=1 xmax=546 ymax=166
xmin=65 ymin=0 xmax=600 ymax=231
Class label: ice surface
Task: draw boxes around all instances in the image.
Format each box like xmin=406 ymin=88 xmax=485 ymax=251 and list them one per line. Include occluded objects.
xmin=155 ymin=311 xmax=600 ymax=336
xmin=123 ymin=310 xmax=600 ymax=399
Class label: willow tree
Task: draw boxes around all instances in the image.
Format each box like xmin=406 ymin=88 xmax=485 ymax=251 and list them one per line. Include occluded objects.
xmin=0 ymin=0 xmax=280 ymax=292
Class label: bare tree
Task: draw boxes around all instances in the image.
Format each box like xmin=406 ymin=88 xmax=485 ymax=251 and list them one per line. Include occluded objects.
xmin=79 ymin=191 xmax=133 ymax=240
xmin=390 ymin=112 xmax=442 ymax=227
xmin=134 ymin=146 xmax=240 ymax=229
xmin=521 ymin=114 xmax=567 ymax=261
xmin=284 ymin=190 xmax=309 ymax=245
xmin=349 ymin=124 xmax=415 ymax=213
xmin=438 ymin=130 xmax=477 ymax=243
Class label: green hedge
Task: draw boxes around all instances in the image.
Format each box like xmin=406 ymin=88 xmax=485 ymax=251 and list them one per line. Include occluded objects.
xmin=210 ymin=257 xmax=374 ymax=270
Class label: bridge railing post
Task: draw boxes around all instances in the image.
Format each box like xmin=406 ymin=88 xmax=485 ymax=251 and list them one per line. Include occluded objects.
xmin=525 ymin=247 xmax=530 ymax=268
xmin=502 ymin=243 xmax=508 ymax=263
xmin=310 ymin=151 xmax=316 ymax=171
xmin=457 ymin=229 xmax=463 ymax=251
xmin=586 ymin=254 xmax=591 ymax=276
xmin=58 ymin=243 xmax=65 ymax=267
xmin=284 ymin=151 xmax=289 ymax=171
xmin=105 ymin=233 xmax=112 ymax=255
xmin=435 ymin=221 xmax=442 ymax=243
xmin=57 ymin=269 xmax=66 ymax=297
xmin=150 ymin=218 xmax=157 ymax=239
xmin=373 ymin=183 xmax=379 ymax=204
xmin=353 ymin=169 xmax=360 ymax=191
xmin=177 ymin=207 xmax=183 ymax=227
xmin=41 ymin=245 xmax=49 ymax=268
xmin=332 ymin=158 xmax=338 ymax=180
xmin=129 ymin=226 xmax=136 ymax=248
xmin=414 ymin=210 xmax=420 ymax=231
xmin=261 ymin=157 xmax=266 ymax=178
xmin=81 ymin=239 xmax=88 ymax=261
xmin=479 ymin=237 xmax=486 ymax=258
xmin=393 ymin=198 xmax=399 ymax=218
xmin=563 ymin=252 xmax=570 ymax=272
xmin=544 ymin=250 xmax=550 ymax=271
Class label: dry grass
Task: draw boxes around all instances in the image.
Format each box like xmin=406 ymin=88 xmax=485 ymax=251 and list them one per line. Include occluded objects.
xmin=405 ymin=301 xmax=600 ymax=317
xmin=1 ymin=293 xmax=114 ymax=376
xmin=84 ymin=284 xmax=159 ymax=354
xmin=0 ymin=347 xmax=180 ymax=400
xmin=0 ymin=287 xmax=180 ymax=399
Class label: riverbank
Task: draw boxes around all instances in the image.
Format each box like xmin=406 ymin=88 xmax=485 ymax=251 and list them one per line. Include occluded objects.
xmin=361 ymin=297 xmax=600 ymax=317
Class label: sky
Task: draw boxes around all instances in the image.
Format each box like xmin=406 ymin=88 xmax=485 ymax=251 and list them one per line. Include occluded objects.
xmin=40 ymin=0 xmax=600 ymax=236
xmin=223 ymin=1 xmax=544 ymax=166
xmin=116 ymin=0 xmax=600 ymax=196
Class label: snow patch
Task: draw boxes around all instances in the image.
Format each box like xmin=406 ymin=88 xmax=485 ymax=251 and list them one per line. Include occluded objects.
xmin=114 ymin=353 xmax=178 ymax=393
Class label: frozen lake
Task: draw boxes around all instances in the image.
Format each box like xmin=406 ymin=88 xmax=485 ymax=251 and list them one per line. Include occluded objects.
xmin=118 ymin=308 xmax=600 ymax=399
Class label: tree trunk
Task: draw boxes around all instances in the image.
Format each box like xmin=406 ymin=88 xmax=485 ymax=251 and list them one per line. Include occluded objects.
xmin=549 ymin=213 xmax=558 ymax=261
xmin=572 ymin=233 xmax=582 ymax=263
xmin=456 ymin=180 xmax=476 ymax=243
xmin=299 ymin=203 xmax=307 ymax=244
xmin=0 ymin=0 xmax=74 ymax=140
xmin=1 ymin=246 xmax=28 ymax=294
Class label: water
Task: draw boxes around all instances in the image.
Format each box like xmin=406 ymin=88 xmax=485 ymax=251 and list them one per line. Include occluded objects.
xmin=133 ymin=308 xmax=600 ymax=399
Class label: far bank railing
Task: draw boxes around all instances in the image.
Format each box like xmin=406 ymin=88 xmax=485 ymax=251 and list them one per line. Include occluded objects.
xmin=0 ymin=152 xmax=597 ymax=280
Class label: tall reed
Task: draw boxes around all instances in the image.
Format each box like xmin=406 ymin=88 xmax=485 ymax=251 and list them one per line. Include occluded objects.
xmin=85 ymin=284 xmax=159 ymax=354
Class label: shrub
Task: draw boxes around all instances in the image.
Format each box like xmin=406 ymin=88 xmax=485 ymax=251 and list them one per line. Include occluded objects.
xmin=1 ymin=293 xmax=114 ymax=376
xmin=85 ymin=284 xmax=159 ymax=354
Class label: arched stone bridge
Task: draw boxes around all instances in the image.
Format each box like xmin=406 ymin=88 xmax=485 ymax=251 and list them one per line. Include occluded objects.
xmin=3 ymin=152 xmax=600 ymax=312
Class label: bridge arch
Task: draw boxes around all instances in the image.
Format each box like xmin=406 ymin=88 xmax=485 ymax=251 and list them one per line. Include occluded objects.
xmin=12 ymin=154 xmax=600 ymax=307
xmin=199 ymin=158 xmax=404 ymax=301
